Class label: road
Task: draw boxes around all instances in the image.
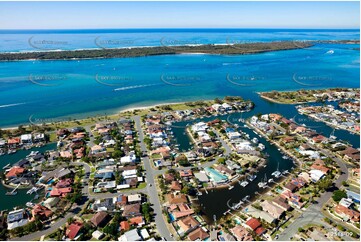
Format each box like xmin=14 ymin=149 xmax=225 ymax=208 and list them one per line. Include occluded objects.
xmin=277 ymin=142 xmax=352 ymax=241
xmin=10 ymin=203 xmax=83 ymax=241
xmin=133 ymin=115 xmax=172 ymax=241
xmin=213 ymin=129 xmax=232 ymax=156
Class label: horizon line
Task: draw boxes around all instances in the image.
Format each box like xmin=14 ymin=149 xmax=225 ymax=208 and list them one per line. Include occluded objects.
xmin=0 ymin=27 xmax=359 ymax=31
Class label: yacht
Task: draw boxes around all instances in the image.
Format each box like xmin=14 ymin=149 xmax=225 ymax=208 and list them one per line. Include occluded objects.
xmin=248 ymin=174 xmax=257 ymax=182
xmin=329 ymin=129 xmax=337 ymax=140
xmin=26 ymin=202 xmax=35 ymax=208
xmin=258 ymin=143 xmax=265 ymax=150
xmin=258 ymin=181 xmax=267 ymax=188
xmin=240 ymin=180 xmax=249 ymax=187
xmin=272 ymin=162 xmax=282 ymax=178
xmin=268 ymin=178 xmax=274 ymax=183
xmin=258 ymin=174 xmax=268 ymax=188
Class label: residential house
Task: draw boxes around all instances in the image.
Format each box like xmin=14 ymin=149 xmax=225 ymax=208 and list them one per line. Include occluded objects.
xmin=230 ymin=225 xmax=253 ymax=241
xmin=31 ymin=204 xmax=53 ymax=221
xmin=66 ymin=222 xmax=83 ymax=240
xmin=335 ymin=205 xmax=360 ymax=223
xmin=245 ymin=218 xmax=266 ymax=236
xmin=176 ymin=216 xmax=200 ymax=234
xmin=166 ymin=193 xmax=188 ymax=205
xmin=90 ymin=211 xmax=109 ymax=227
xmin=187 ymin=227 xmax=210 ymax=241
xmin=7 ymin=209 xmax=29 ymax=230
xmin=118 ymin=228 xmax=142 ymax=241
xmin=123 ymin=203 xmax=141 ymax=218
xmin=260 ymin=200 xmax=284 ymax=220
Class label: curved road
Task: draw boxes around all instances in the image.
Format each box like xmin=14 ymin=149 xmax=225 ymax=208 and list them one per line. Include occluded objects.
xmin=277 ymin=142 xmax=352 ymax=241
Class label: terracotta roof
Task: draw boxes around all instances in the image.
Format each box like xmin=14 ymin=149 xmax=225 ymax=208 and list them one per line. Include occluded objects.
xmin=187 ymin=227 xmax=210 ymax=241
xmin=129 ymin=216 xmax=144 ymax=226
xmin=120 ymin=221 xmax=130 ymax=231
xmin=245 ymin=218 xmax=261 ymax=231
xmin=66 ymin=222 xmax=83 ymax=240
xmin=5 ymin=166 xmax=25 ymax=178
xmin=50 ymin=187 xmax=72 ymax=197
xmin=32 ymin=204 xmax=53 ymax=219
xmin=177 ymin=216 xmax=199 ymax=232
xmin=255 ymin=226 xmax=266 ymax=236
xmin=170 ymin=181 xmax=182 ymax=191
xmin=230 ymin=225 xmax=253 ymax=241
xmin=165 ymin=193 xmax=188 ymax=204
xmin=335 ymin=205 xmax=360 ymax=222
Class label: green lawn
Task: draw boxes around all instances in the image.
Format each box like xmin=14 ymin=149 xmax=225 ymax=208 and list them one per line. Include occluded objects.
xmin=137 ymin=182 xmax=147 ymax=189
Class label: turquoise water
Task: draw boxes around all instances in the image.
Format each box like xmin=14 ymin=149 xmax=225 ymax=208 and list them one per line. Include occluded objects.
xmin=0 ymin=42 xmax=359 ymax=127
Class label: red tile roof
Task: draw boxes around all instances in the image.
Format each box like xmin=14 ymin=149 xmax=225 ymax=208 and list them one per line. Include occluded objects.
xmin=245 ymin=218 xmax=261 ymax=231
xmin=66 ymin=222 xmax=83 ymax=240
xmin=6 ymin=166 xmax=25 ymax=178
xmin=120 ymin=221 xmax=130 ymax=231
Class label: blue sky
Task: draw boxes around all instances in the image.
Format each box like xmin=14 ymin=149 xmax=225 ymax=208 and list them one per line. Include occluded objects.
xmin=0 ymin=1 xmax=359 ymax=29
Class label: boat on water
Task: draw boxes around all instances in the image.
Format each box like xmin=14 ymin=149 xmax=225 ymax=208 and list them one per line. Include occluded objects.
xmin=329 ymin=129 xmax=337 ymax=140
xmin=272 ymin=162 xmax=282 ymax=178
xmin=282 ymin=155 xmax=289 ymax=160
xmin=282 ymin=170 xmax=289 ymax=175
xmin=326 ymin=50 xmax=334 ymax=54
xmin=7 ymin=149 xmax=16 ymax=155
xmin=258 ymin=174 xmax=268 ymax=188
xmin=258 ymin=143 xmax=265 ymax=150
xmin=240 ymin=180 xmax=249 ymax=187
xmin=26 ymin=187 xmax=40 ymax=195
xmin=26 ymin=202 xmax=34 ymax=208
xmin=228 ymin=185 xmax=234 ymax=190
xmin=27 ymin=151 xmax=39 ymax=158
xmin=268 ymin=178 xmax=274 ymax=183
xmin=258 ymin=181 xmax=267 ymax=188
xmin=252 ymin=137 xmax=259 ymax=144
xmin=248 ymin=174 xmax=257 ymax=182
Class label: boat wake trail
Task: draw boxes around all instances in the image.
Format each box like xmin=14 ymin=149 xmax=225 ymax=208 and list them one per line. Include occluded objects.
xmin=113 ymin=84 xmax=157 ymax=91
xmin=0 ymin=102 xmax=27 ymax=108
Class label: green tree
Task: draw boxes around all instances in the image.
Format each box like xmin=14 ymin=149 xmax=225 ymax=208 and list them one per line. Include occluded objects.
xmin=332 ymin=190 xmax=347 ymax=202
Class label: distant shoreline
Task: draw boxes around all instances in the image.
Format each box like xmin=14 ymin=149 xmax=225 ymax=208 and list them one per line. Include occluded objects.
xmin=0 ymin=41 xmax=314 ymax=61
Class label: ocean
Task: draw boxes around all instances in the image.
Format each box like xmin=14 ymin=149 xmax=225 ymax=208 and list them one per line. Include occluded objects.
xmin=0 ymin=29 xmax=359 ymax=128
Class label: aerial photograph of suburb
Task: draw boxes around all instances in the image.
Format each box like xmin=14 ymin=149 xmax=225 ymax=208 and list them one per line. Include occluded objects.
xmin=0 ymin=0 xmax=359 ymax=241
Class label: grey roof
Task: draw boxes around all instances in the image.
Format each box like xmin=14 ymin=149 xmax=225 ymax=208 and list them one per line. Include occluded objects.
xmin=7 ymin=209 xmax=24 ymax=223
xmin=123 ymin=229 xmax=141 ymax=241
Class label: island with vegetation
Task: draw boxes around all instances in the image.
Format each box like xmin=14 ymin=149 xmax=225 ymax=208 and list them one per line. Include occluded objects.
xmin=0 ymin=41 xmax=313 ymax=61
xmin=259 ymin=88 xmax=360 ymax=104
